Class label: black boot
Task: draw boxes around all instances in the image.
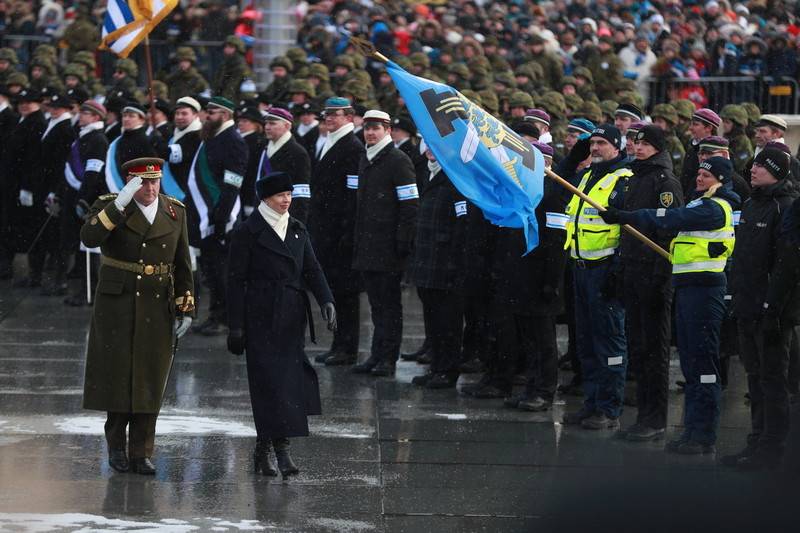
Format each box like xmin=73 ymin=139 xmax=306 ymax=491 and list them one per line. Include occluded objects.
xmin=253 ymin=439 xmax=278 ymax=476
xmin=272 ymin=437 xmax=299 ymax=478
xmin=400 ymin=339 xmax=430 ymax=361
xmin=108 ymin=449 xmax=129 ymax=473
xmin=130 ymin=457 xmax=156 ymax=475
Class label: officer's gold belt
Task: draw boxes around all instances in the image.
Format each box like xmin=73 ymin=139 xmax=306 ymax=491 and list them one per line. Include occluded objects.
xmin=101 ymin=256 xmax=174 ymax=276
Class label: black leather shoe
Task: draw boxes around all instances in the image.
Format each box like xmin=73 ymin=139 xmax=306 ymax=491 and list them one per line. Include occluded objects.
xmin=314 ymin=351 xmax=333 ymax=363
xmin=130 ymin=457 xmax=156 ymax=475
xmin=370 ymin=360 xmax=396 ymax=377
xmin=417 ymin=352 xmax=432 ymax=365
xmin=721 ymin=444 xmax=758 ymax=467
xmin=518 ymin=396 xmax=551 ymax=412
xmin=324 ymin=351 xmax=357 ymax=366
xmin=272 ymin=438 xmax=299 ymax=478
xmin=401 ymin=340 xmax=429 ymax=361
xmin=411 ymin=372 xmax=435 ymax=386
xmin=471 ymin=384 xmax=508 ymax=399
xmin=254 ymin=440 xmax=278 ymax=476
xmin=458 ymin=357 xmax=485 ymax=374
xmin=108 ymin=449 xmax=129 ymax=473
xmin=460 ymin=376 xmax=492 ymax=396
xmin=625 ymin=425 xmax=665 ymax=441
xmin=352 ymin=356 xmax=381 ymax=374
xmin=425 ymin=373 xmax=458 ymax=389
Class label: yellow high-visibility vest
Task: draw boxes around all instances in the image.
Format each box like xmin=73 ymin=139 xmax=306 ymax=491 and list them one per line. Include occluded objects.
xmin=670 ymin=197 xmax=735 ymax=274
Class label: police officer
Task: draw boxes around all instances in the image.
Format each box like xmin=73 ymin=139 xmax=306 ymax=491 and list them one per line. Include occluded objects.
xmin=619 ymin=125 xmax=684 ymax=441
xmin=745 ymin=115 xmax=800 ymax=184
xmin=724 ymin=147 xmax=798 ymax=469
xmin=560 ymin=125 xmax=632 ymax=430
xmin=62 ymin=100 xmax=109 ymax=307
xmin=602 ymin=156 xmax=739 ymax=454
xmin=235 ymin=104 xmax=266 ymax=218
xmin=80 ymin=157 xmax=194 ymax=475
xmin=348 ymin=110 xmax=418 ymax=375
xmin=261 ymin=106 xmax=311 ymax=223
xmin=308 ymin=97 xmax=364 ymax=364
xmin=186 ymin=97 xmax=248 ymax=336
xmin=680 ymin=108 xmax=721 ymax=202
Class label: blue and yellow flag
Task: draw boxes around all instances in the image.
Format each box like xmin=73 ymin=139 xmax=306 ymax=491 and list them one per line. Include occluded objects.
xmin=386 ymin=61 xmax=545 ymax=252
xmin=100 ymin=0 xmax=178 ymax=58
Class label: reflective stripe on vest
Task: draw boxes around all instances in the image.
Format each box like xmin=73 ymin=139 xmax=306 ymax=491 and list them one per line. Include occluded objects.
xmin=564 ymin=167 xmax=633 ymax=260
xmin=670 ymin=197 xmax=736 ymax=275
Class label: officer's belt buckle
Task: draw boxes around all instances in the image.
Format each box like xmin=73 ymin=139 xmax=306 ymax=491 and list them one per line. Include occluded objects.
xmin=143 ymin=265 xmax=156 ymax=275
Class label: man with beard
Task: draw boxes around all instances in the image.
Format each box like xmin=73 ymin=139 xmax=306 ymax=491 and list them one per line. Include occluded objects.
xmin=235 ymin=104 xmax=266 ymax=218
xmin=188 ymin=97 xmax=248 ymax=336
xmin=62 ymin=100 xmax=109 ymax=307
xmin=261 ymin=106 xmax=311 ymax=223
xmin=309 ymin=97 xmax=364 ymax=366
xmin=4 ymin=89 xmax=47 ymax=286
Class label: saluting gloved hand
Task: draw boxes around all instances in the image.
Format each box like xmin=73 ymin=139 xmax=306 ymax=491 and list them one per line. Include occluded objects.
xmin=599 ymin=206 xmax=621 ymax=224
xmin=75 ymin=199 xmax=90 ymax=220
xmin=175 ymin=316 xmax=193 ymax=339
xmin=227 ymin=329 xmax=246 ymax=355
xmin=322 ymin=302 xmax=337 ymax=332
xmin=114 ymin=176 xmax=143 ymax=211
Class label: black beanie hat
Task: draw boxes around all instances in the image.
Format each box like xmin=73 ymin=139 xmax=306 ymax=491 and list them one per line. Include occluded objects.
xmin=590 ymin=124 xmax=622 ymax=149
xmin=754 ymin=147 xmax=790 ymax=181
xmin=256 ymin=171 xmax=294 ymax=199
xmin=699 ymin=156 xmax=733 ymax=184
xmin=635 ymin=125 xmax=666 ymax=152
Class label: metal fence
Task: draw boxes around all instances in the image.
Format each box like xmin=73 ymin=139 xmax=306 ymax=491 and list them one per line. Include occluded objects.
xmin=646 ymin=75 xmax=800 ymax=115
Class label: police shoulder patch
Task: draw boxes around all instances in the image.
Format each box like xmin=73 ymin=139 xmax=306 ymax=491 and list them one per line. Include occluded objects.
xmin=659 ymin=191 xmax=674 ymax=208
xmin=98 ymin=193 xmax=118 ymax=201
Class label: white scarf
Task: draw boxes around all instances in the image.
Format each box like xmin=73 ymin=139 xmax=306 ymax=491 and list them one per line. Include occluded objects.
xmin=171 ymin=117 xmax=201 ymax=143
xmin=42 ymin=112 xmax=72 ymax=140
xmin=428 ymin=160 xmax=441 ymax=181
xmin=394 ymin=137 xmax=409 ymax=148
xmin=366 ymin=134 xmax=392 ymax=162
xmin=79 ymin=121 xmax=105 ymax=138
xmin=258 ymin=201 xmax=290 ymax=241
xmin=319 ymin=122 xmax=354 ymax=159
xmin=105 ymin=120 xmax=118 ymax=133
xmin=296 ymin=120 xmax=318 ymax=137
xmin=267 ymin=130 xmax=292 ymax=158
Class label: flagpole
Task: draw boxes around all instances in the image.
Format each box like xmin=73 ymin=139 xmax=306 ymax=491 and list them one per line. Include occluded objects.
xmin=545 ymin=168 xmax=671 ymax=261
xmin=143 ymin=36 xmax=156 ymax=127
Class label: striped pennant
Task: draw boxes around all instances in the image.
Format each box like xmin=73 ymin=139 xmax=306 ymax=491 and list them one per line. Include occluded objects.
xmin=100 ymin=0 xmax=178 ymax=58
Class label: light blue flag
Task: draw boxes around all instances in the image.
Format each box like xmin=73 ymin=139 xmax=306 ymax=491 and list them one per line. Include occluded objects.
xmin=386 ymin=60 xmax=545 ymax=252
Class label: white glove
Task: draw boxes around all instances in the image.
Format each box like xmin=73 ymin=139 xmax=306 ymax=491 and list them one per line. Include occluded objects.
xmin=175 ymin=316 xmax=192 ymax=339
xmin=19 ymin=189 xmax=34 ymax=207
xmin=114 ymin=176 xmax=143 ymax=210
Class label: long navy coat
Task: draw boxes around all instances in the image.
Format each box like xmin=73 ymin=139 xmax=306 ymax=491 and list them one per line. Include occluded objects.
xmin=227 ymin=212 xmax=334 ymax=438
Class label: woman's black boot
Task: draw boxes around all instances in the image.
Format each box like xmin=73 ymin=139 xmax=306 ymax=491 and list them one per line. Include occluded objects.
xmin=253 ymin=439 xmax=278 ymax=476
xmin=272 ymin=437 xmax=299 ymax=478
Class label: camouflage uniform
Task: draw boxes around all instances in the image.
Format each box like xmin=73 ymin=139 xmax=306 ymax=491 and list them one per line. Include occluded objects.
xmin=212 ymin=36 xmax=252 ymax=103
xmin=651 ymin=103 xmax=686 ymax=177
xmin=720 ymin=104 xmax=754 ymax=175
xmin=164 ymin=47 xmax=210 ymax=102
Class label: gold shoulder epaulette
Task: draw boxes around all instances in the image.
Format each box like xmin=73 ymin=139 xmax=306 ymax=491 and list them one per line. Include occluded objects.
xmin=167 ymin=196 xmax=185 ymax=208
xmin=98 ymin=193 xmax=118 ymax=201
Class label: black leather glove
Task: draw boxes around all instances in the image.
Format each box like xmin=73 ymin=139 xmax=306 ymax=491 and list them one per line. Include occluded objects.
xmin=322 ymin=302 xmax=337 ymax=332
xmin=601 ymin=270 xmax=618 ymax=301
xmin=227 ymin=329 xmax=245 ymax=355
xmin=541 ymin=284 xmax=558 ymax=303
xmin=599 ymin=206 xmax=621 ymax=224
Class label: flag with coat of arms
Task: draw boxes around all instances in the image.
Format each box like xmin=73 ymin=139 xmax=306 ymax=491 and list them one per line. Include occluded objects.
xmin=385 ymin=60 xmax=546 ymax=252
xmin=100 ymin=0 xmax=178 ymax=58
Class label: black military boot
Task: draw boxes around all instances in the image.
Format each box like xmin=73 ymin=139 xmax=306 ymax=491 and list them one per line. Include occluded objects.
xmin=130 ymin=457 xmax=156 ymax=475
xmin=108 ymin=449 xmax=129 ymax=473
xmin=324 ymin=351 xmax=358 ymax=366
xmin=272 ymin=438 xmax=299 ymax=478
xmin=401 ymin=339 xmax=430 ymax=361
xmin=370 ymin=360 xmax=396 ymax=377
xmin=253 ymin=439 xmax=278 ymax=476
xmin=352 ymin=355 xmax=381 ymax=374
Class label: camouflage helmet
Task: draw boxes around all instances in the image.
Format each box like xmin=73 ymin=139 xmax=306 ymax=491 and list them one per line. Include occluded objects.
xmin=616 ymin=78 xmax=637 ymax=92
xmin=6 ymin=72 xmax=28 ymax=87
xmin=672 ymin=99 xmax=695 ymax=120
xmin=224 ymin=35 xmax=246 ymax=54
xmin=115 ymin=58 xmax=138 ymax=78
xmin=740 ymin=102 xmax=761 ymax=124
xmin=333 ymin=54 xmax=355 ymax=71
xmin=508 ymin=91 xmax=534 ymax=109
xmin=494 ymin=71 xmax=517 ymax=89
xmin=720 ymin=104 xmax=748 ymax=127
xmin=394 ymin=55 xmax=413 ymax=71
xmin=285 ymin=47 xmax=308 ymax=66
xmin=0 ymin=47 xmax=18 ymax=64
xmin=561 ymin=76 xmax=579 ymax=89
xmin=350 ymin=69 xmax=372 ymax=86
xmin=600 ymin=99 xmax=618 ymax=119
xmin=308 ymin=63 xmax=330 ymax=82
xmin=288 ymin=79 xmax=316 ymax=98
xmin=478 ymin=89 xmax=499 ymax=114
xmin=650 ymin=103 xmax=679 ymax=125
xmin=572 ymin=66 xmax=594 ymax=84
xmin=577 ymin=101 xmax=603 ymax=123
xmin=563 ymin=93 xmax=584 ymax=113
xmin=73 ymin=51 xmax=97 ymax=70
xmin=460 ymin=89 xmax=483 ymax=107
xmin=448 ymin=63 xmax=470 ymax=80
xmin=617 ymin=90 xmax=644 ymax=109
xmin=63 ymin=63 xmax=87 ymax=83
xmin=29 ymin=56 xmax=55 ymax=73
xmin=270 ymin=55 xmax=293 ymax=72
xmin=32 ymin=43 xmax=57 ymax=62
xmin=151 ymin=80 xmax=169 ymax=101
xmin=349 ymin=53 xmax=366 ymax=70
xmin=409 ymin=52 xmax=430 ymax=69
xmin=341 ymin=80 xmax=368 ymax=101
xmin=491 ymin=56 xmax=512 ymax=73
xmin=175 ymin=46 xmax=197 ymax=64
xmin=470 ymin=62 xmax=489 ymax=78
xmin=538 ymin=91 xmax=566 ymax=117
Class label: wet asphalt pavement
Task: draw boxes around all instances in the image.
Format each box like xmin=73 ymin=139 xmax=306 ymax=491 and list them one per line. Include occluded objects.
xmin=1 ymin=274 xmax=798 ymax=532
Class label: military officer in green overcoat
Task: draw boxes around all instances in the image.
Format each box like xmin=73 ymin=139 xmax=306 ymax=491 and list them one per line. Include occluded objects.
xmin=80 ymin=158 xmax=194 ymax=475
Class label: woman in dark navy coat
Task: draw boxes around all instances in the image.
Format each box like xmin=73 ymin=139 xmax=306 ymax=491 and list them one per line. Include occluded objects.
xmin=226 ymin=171 xmax=336 ymax=478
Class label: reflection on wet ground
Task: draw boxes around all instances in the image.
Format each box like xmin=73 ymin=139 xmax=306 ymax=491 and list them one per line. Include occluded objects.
xmin=1 ymin=280 xmax=797 ymax=532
